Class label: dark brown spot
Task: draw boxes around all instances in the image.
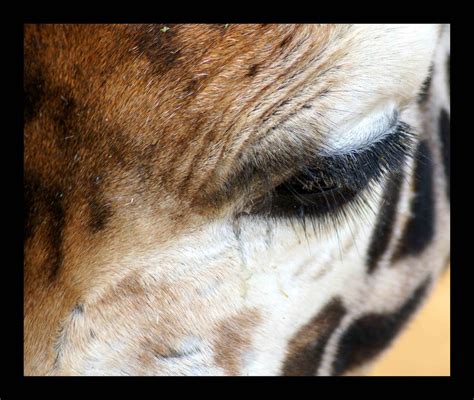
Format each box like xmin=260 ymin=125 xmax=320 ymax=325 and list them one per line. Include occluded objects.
xmin=24 ymin=63 xmax=45 ymax=123
xmin=279 ymin=34 xmax=292 ymax=49
xmin=366 ymin=170 xmax=404 ymax=274
xmin=332 ymin=279 xmax=430 ymax=375
xmin=281 ymin=298 xmax=346 ymax=376
xmin=392 ymin=140 xmax=435 ymax=261
xmin=247 ymin=63 xmax=259 ymax=77
xmin=439 ymin=109 xmax=450 ymax=199
xmin=417 ymin=63 xmax=433 ymax=104
xmin=88 ymin=174 xmax=113 ymax=233
xmin=135 ymin=24 xmax=181 ymax=75
xmin=51 ymin=93 xmax=79 ymax=149
xmin=72 ymin=303 xmax=84 ymax=315
xmin=184 ymin=78 xmax=199 ymax=95
xmin=88 ymin=197 xmax=112 ymax=233
xmin=24 ymin=173 xmax=65 ymax=281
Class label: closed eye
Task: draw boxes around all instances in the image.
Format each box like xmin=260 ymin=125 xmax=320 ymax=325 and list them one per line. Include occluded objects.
xmin=247 ymin=121 xmax=414 ymax=221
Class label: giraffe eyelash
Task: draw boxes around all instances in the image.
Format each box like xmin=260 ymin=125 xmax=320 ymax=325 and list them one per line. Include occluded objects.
xmin=243 ymin=122 xmax=416 ymax=230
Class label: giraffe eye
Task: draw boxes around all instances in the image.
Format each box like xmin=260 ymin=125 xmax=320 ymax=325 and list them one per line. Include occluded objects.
xmin=267 ymin=172 xmax=358 ymax=218
xmin=249 ymin=121 xmax=414 ymax=220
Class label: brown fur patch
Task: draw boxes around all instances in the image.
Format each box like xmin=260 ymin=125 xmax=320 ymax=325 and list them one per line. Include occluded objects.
xmin=281 ymin=298 xmax=346 ymax=376
xmin=213 ymin=309 xmax=262 ymax=375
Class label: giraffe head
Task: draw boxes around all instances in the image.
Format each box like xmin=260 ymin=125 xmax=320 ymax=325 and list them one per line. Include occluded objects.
xmin=24 ymin=24 xmax=450 ymax=375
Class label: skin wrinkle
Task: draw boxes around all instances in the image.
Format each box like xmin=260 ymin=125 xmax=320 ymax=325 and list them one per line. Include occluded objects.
xmin=190 ymin=26 xmax=339 ymax=201
xmin=175 ymin=26 xmax=296 ymax=192
xmin=160 ymin=25 xmax=294 ymax=195
xmin=212 ymin=81 xmax=332 ymax=203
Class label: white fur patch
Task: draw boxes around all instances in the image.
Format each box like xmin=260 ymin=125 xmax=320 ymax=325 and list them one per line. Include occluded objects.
xmin=319 ymin=103 xmax=399 ymax=155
